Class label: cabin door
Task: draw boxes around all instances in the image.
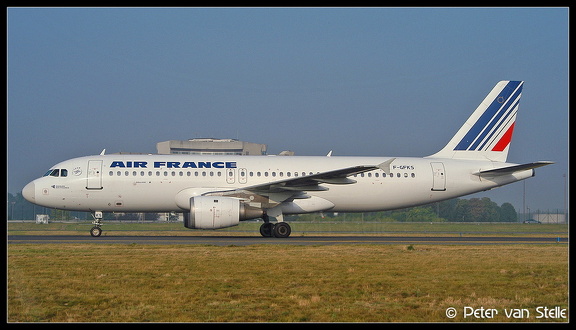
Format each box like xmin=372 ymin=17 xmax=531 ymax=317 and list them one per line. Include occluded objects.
xmin=430 ymin=162 xmax=446 ymax=191
xmin=86 ymin=160 xmax=103 ymax=189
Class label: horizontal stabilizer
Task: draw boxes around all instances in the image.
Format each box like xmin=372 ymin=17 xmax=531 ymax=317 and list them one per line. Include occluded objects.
xmin=475 ymin=161 xmax=554 ymax=176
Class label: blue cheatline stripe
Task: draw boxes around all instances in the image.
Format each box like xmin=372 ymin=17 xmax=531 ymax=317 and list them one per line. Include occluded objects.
xmin=454 ymin=81 xmax=523 ymax=151
xmin=477 ymin=98 xmax=519 ymax=151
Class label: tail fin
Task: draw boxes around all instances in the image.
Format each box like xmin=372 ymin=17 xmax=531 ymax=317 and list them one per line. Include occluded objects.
xmin=428 ymin=81 xmax=523 ymax=162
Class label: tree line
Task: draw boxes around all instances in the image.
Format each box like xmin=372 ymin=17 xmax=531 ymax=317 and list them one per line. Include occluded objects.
xmin=7 ymin=189 xmax=518 ymax=222
xmin=8 ymin=191 xmax=516 ymax=223
xmin=291 ymin=197 xmax=517 ymax=222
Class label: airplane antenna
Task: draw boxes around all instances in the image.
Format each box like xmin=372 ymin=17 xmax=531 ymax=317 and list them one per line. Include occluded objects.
xmin=100 ymin=149 xmax=106 ymax=155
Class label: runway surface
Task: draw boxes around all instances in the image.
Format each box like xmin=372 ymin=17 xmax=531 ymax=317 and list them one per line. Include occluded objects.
xmin=8 ymin=235 xmax=568 ymax=246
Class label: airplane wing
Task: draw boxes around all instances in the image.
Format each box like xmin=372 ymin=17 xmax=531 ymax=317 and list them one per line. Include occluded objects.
xmin=475 ymin=161 xmax=554 ymax=176
xmin=205 ymin=159 xmax=395 ymax=205
xmin=247 ymin=165 xmax=376 ymax=193
xmin=243 ymin=158 xmax=396 ymax=193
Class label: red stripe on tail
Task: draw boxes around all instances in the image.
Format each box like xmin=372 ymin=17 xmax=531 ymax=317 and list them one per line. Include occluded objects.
xmin=492 ymin=122 xmax=515 ymax=152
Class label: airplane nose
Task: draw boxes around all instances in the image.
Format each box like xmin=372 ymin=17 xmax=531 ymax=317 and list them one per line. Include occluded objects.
xmin=22 ymin=182 xmax=35 ymax=203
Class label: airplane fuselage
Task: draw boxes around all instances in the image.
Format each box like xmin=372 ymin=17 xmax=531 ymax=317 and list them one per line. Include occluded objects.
xmin=23 ymin=154 xmax=533 ymax=214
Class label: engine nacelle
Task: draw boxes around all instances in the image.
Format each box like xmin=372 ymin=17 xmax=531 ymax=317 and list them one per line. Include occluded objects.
xmin=183 ymin=196 xmax=263 ymax=230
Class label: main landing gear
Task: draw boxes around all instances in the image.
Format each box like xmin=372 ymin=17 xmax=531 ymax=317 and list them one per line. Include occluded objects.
xmin=259 ymin=213 xmax=291 ymax=238
xmin=90 ymin=211 xmax=103 ymax=237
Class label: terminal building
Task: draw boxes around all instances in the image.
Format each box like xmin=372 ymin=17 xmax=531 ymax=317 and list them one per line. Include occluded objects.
xmin=156 ymin=138 xmax=268 ymax=156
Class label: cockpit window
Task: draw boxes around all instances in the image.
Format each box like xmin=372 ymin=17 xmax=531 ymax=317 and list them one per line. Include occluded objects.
xmin=45 ymin=169 xmax=59 ymax=177
xmin=43 ymin=169 xmax=67 ymax=177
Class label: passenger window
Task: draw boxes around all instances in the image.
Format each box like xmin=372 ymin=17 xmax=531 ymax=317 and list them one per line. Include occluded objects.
xmin=117 ymin=171 xmax=122 ymax=176
xmin=109 ymin=171 xmax=114 ymax=176
xmin=411 ymin=173 xmax=416 ymax=178
xmin=397 ymin=173 xmax=401 ymax=178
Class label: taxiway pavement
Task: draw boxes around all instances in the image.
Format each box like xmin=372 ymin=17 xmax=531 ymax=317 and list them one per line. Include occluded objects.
xmin=8 ymin=235 xmax=567 ymax=246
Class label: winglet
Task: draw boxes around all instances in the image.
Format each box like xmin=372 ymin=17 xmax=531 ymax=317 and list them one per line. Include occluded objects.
xmin=377 ymin=158 xmax=396 ymax=175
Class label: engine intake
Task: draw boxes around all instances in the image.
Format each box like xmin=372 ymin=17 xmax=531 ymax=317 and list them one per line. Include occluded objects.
xmin=183 ymin=196 xmax=263 ymax=230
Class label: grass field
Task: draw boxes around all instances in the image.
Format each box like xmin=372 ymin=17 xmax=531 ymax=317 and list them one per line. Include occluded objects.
xmin=8 ymin=241 xmax=568 ymax=322
xmin=8 ymin=222 xmax=569 ymax=322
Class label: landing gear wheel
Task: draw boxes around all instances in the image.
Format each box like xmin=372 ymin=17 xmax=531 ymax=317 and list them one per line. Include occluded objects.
xmin=273 ymin=222 xmax=291 ymax=238
xmin=90 ymin=211 xmax=103 ymax=237
xmin=259 ymin=223 xmax=274 ymax=237
xmin=90 ymin=226 xmax=102 ymax=237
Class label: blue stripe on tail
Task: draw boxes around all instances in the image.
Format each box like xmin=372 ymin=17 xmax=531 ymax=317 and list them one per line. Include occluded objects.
xmin=454 ymin=81 xmax=523 ymax=151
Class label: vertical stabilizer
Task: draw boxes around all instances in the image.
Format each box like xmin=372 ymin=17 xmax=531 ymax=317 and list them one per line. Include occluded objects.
xmin=427 ymin=81 xmax=523 ymax=162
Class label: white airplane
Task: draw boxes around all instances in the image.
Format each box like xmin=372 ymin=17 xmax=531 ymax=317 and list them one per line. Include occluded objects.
xmin=22 ymin=81 xmax=553 ymax=238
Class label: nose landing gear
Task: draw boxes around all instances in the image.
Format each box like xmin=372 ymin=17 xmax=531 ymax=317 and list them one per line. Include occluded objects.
xmin=90 ymin=211 xmax=103 ymax=237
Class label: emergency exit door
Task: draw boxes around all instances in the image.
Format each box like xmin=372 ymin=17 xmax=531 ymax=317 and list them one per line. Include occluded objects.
xmin=226 ymin=168 xmax=235 ymax=184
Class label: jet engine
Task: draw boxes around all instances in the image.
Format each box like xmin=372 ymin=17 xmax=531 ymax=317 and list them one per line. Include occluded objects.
xmin=183 ymin=196 xmax=263 ymax=230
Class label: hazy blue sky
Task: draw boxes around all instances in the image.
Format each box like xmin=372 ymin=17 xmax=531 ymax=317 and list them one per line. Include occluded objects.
xmin=7 ymin=7 xmax=568 ymax=214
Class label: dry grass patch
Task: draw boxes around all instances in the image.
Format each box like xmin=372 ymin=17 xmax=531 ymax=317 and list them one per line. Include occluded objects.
xmin=8 ymin=244 xmax=568 ymax=322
